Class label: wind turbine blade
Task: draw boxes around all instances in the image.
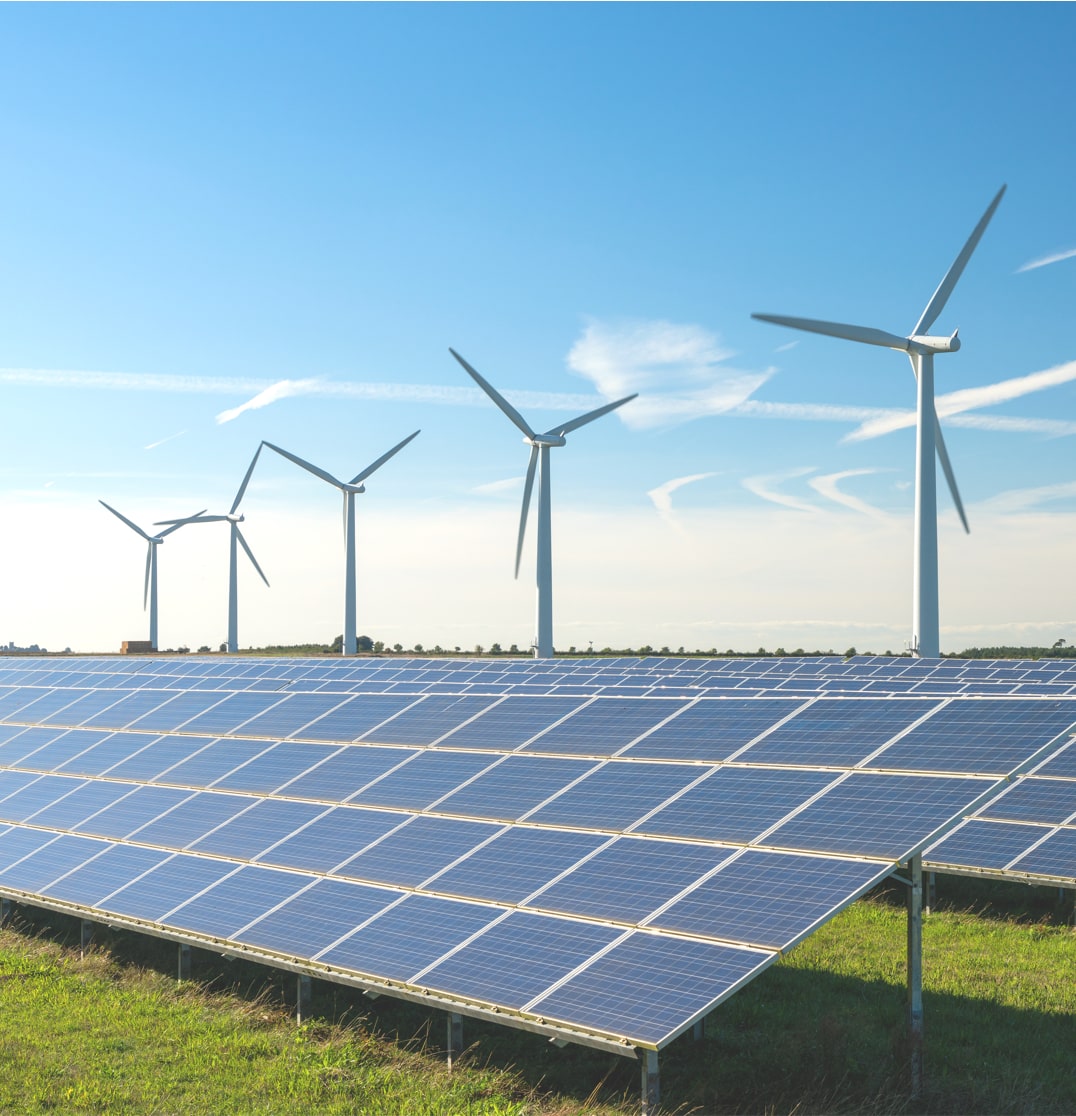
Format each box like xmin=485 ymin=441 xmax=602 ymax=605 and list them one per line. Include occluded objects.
xmin=550 ymin=393 xmax=638 ymax=437
xmin=231 ymin=443 xmax=263 ymax=514
xmin=752 ymin=313 xmax=910 ymax=351
xmin=99 ymin=500 xmax=152 ymax=542
xmin=235 ymin=526 xmax=270 ymax=586
xmin=143 ymin=544 xmax=152 ymax=609
xmin=155 ymin=512 xmax=221 ymax=529
xmin=262 ymin=441 xmax=344 ymax=489
xmin=914 ymin=184 xmax=1006 ymax=336
xmin=450 ymin=348 xmax=536 ymax=439
xmin=934 ymin=411 xmax=969 ymax=534
xmin=515 ymin=445 xmax=539 ymax=579
xmin=350 ymin=429 xmax=421 ymax=485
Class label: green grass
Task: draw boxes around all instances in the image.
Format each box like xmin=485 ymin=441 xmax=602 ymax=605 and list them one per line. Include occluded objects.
xmin=0 ymin=881 xmax=1072 ymax=1114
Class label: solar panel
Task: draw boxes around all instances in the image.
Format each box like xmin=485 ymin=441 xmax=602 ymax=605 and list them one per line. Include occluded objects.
xmin=0 ymin=654 xmax=1072 ymax=1061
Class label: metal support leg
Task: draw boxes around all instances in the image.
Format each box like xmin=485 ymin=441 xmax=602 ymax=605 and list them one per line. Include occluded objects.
xmin=926 ymin=871 xmax=936 ymax=915
xmin=692 ymin=1019 xmax=704 ymax=1041
xmin=446 ymin=1012 xmax=463 ymax=1072
xmin=178 ymin=942 xmax=191 ymax=981
xmin=0 ymin=898 xmax=11 ymax=926
xmin=296 ymin=974 xmax=312 ymax=1024
xmin=907 ymin=854 xmax=924 ymax=1098
xmin=641 ymin=1049 xmax=660 ymax=1115
xmin=80 ymin=919 xmax=93 ymax=959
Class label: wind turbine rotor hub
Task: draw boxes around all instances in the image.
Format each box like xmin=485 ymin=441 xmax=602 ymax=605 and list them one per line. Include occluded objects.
xmin=908 ymin=333 xmax=961 ymax=354
xmin=526 ymin=434 xmax=567 ymax=448
xmin=227 ymin=513 xmax=245 ymax=523
xmin=343 ymin=483 xmax=366 ymax=494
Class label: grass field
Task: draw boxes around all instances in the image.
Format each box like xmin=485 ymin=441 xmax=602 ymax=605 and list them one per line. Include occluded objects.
xmin=0 ymin=879 xmax=1071 ymax=1115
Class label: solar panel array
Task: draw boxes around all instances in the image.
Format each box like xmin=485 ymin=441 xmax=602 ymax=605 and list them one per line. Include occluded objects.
xmin=0 ymin=653 xmax=1072 ymax=1053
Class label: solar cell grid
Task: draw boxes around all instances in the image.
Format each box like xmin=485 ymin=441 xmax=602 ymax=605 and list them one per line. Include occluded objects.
xmin=1010 ymin=827 xmax=1076 ymax=880
xmin=979 ymin=778 xmax=1076 ymax=825
xmin=924 ymin=819 xmax=1043 ymax=870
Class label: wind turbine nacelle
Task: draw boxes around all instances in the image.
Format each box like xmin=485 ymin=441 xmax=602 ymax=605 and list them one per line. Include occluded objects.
xmin=909 ymin=331 xmax=960 ymax=354
xmin=527 ymin=435 xmax=567 ymax=448
xmin=227 ymin=513 xmax=245 ymax=523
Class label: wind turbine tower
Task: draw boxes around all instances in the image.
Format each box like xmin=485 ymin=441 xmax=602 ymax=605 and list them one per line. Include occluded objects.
xmin=263 ymin=431 xmax=420 ymax=656
xmin=99 ymin=501 xmax=205 ymax=650
xmin=451 ymin=348 xmax=636 ymax=659
xmin=155 ymin=445 xmax=269 ymax=654
xmin=752 ymin=186 xmax=1005 ymax=659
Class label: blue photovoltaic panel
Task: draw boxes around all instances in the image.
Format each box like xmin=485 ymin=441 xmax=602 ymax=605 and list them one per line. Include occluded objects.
xmin=255 ymin=807 xmax=408 ymax=873
xmin=621 ymin=698 xmax=802 ymax=762
xmin=276 ymin=744 xmax=411 ymax=801
xmin=434 ymin=696 xmax=590 ymax=750
xmin=433 ymin=827 xmax=609 ymax=905
xmin=337 ymin=815 xmax=502 ymax=888
xmin=167 ymin=864 xmax=313 ymax=938
xmin=1032 ymin=741 xmax=1076 ymax=778
xmin=347 ymin=750 xmax=497 ymax=810
xmin=101 ymin=854 xmax=239 ymax=922
xmin=53 ymin=732 xmax=147 ymax=776
xmin=231 ymin=693 xmax=350 ymax=739
xmin=126 ymin=791 xmax=255 ymax=849
xmin=42 ymin=843 xmax=172 ymax=907
xmin=357 ymin=694 xmax=500 ymax=745
xmin=0 ymin=775 xmax=89 ymax=822
xmin=1 ymin=688 xmax=86 ymax=723
xmin=73 ymin=785 xmax=194 ymax=840
xmin=532 ymin=836 xmax=736 ymax=924
xmin=0 ymin=770 xmax=49 ymax=802
xmin=866 ymin=699 xmax=1076 ymax=774
xmin=527 ymin=931 xmax=771 ymax=1047
xmin=0 ymin=832 xmax=110 ymax=894
xmin=23 ymin=780 xmax=135 ymax=830
xmin=435 ymin=755 xmax=598 ymax=821
xmin=188 ymin=798 xmax=328 ymax=860
xmin=174 ymin=693 xmax=291 ymax=736
xmin=240 ymin=877 xmax=402 ymax=956
xmin=638 ymin=767 xmax=838 ymax=844
xmin=528 ymin=763 xmax=707 ymax=832
xmin=36 ymin=690 xmax=131 ymax=726
xmin=762 ymin=772 xmax=985 ymax=858
xmin=651 ymin=849 xmax=890 ymax=949
xmin=75 ymin=690 xmax=177 ymax=730
xmin=10 ymin=730 xmax=108 ymax=772
xmin=420 ymin=910 xmax=622 ymax=1010
xmin=924 ymin=819 xmax=1043 ymax=870
xmin=0 ymin=826 xmax=64 ymax=873
xmin=317 ymin=893 xmax=503 ymax=981
xmin=101 ymin=736 xmax=210 ymax=781
xmin=522 ymin=698 xmax=690 ymax=756
xmin=295 ymin=694 xmax=420 ymax=742
xmin=1010 ymin=827 xmax=1076 ymax=880
xmin=979 ymin=778 xmax=1076 ymax=825
xmin=125 ymin=691 xmax=232 ymax=732
xmin=0 ymin=727 xmax=71 ymax=765
xmin=202 ymin=741 xmax=336 ymax=794
xmin=161 ymin=739 xmax=276 ymax=787
xmin=735 ymin=698 xmax=939 ymax=767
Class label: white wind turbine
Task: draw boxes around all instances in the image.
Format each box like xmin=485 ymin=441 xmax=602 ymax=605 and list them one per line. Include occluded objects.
xmin=155 ymin=445 xmax=269 ymax=654
xmin=752 ymin=185 xmax=1005 ymax=659
xmin=262 ymin=431 xmax=420 ymax=656
xmin=450 ymin=348 xmax=637 ymax=659
xmin=99 ymin=500 xmax=206 ymax=650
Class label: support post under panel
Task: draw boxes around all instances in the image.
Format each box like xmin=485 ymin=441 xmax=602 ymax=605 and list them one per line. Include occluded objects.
xmin=80 ymin=919 xmax=93 ymax=959
xmin=177 ymin=942 xmax=191 ymax=982
xmin=907 ymin=854 xmax=924 ymax=1097
xmin=446 ymin=1012 xmax=463 ymax=1072
xmin=296 ymin=974 xmax=312 ymax=1024
xmin=641 ymin=1049 xmax=660 ymax=1115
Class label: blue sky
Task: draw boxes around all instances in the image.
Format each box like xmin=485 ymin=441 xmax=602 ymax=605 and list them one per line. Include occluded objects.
xmin=2 ymin=3 xmax=1075 ymax=655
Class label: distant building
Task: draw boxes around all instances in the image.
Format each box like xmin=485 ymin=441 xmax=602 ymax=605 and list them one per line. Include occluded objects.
xmin=121 ymin=640 xmax=156 ymax=654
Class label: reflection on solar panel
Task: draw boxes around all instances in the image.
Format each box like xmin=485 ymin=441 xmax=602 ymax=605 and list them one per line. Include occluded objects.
xmin=0 ymin=654 xmax=1072 ymax=1070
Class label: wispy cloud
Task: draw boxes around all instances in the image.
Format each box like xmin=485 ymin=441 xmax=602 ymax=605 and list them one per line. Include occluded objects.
xmin=144 ymin=431 xmax=186 ymax=450
xmin=472 ymin=476 xmax=524 ymax=496
xmin=774 ymin=340 xmax=799 ymax=353
xmin=216 ymin=379 xmax=323 ymax=424
xmin=0 ymin=366 xmax=603 ymax=417
xmin=647 ymin=472 xmax=717 ymax=531
xmin=976 ymin=479 xmax=1076 ymax=514
xmin=808 ymin=468 xmax=890 ymax=518
xmin=567 ymin=318 xmax=773 ymax=430
xmin=742 ymin=467 xmax=818 ymax=513
xmin=1016 ymin=247 xmax=1076 ymax=273
xmin=843 ymin=360 xmax=1076 ymax=442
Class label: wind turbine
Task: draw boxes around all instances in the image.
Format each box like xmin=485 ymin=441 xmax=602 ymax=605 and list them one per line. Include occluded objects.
xmin=262 ymin=431 xmax=420 ymax=656
xmin=450 ymin=347 xmax=637 ymax=659
xmin=99 ymin=501 xmax=206 ymax=650
xmin=752 ymin=185 xmax=1005 ymax=659
xmin=155 ymin=444 xmax=269 ymax=654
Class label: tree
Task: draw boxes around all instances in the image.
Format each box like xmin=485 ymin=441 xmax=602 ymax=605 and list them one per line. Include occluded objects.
xmin=508 ymin=643 xmax=519 ymax=654
xmin=392 ymin=643 xmax=403 ymax=653
xmin=356 ymin=635 xmax=374 ymax=653
xmin=473 ymin=644 xmax=484 ymax=654
xmin=413 ymin=643 xmax=424 ymax=653
xmin=843 ymin=646 xmax=857 ymax=658
xmin=197 ymin=645 xmax=211 ymax=654
xmin=330 ymin=634 xmax=343 ymax=653
xmin=373 ymin=641 xmax=385 ymax=653
xmin=489 ymin=642 xmax=502 ymax=655
xmin=1054 ymin=638 xmax=1068 ymax=650
xmin=219 ymin=642 xmax=228 ymax=653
